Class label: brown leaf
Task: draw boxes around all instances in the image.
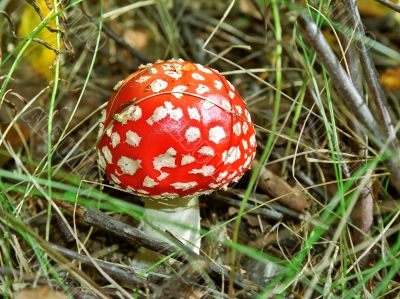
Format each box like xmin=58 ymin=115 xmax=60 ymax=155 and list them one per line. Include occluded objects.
xmin=15 ymin=286 xmax=68 ymax=299
xmin=123 ymin=29 xmax=149 ymax=51
xmin=228 ymin=206 xmax=238 ymax=216
xmin=252 ymin=160 xmax=308 ymax=212
xmin=239 ymin=0 xmax=262 ymax=20
xmin=350 ymin=179 xmax=374 ymax=268
xmin=245 ymin=214 xmax=262 ymax=227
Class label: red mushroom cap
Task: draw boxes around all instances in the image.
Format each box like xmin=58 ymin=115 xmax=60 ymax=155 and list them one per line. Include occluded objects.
xmin=97 ymin=59 xmax=256 ymax=198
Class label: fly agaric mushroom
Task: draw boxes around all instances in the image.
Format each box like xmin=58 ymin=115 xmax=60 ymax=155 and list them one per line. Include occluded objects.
xmin=97 ymin=59 xmax=256 ymax=253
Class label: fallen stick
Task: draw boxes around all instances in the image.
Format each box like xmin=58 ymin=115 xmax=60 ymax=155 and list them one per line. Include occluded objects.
xmin=297 ymin=13 xmax=400 ymax=193
xmin=49 ymin=243 xmax=154 ymax=290
xmin=82 ymin=207 xmax=256 ymax=292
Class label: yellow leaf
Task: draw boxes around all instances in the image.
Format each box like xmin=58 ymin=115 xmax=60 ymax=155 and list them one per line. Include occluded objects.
xmin=380 ymin=67 xmax=400 ymax=91
xmin=18 ymin=0 xmax=63 ymax=80
xmin=357 ymin=0 xmax=392 ymax=18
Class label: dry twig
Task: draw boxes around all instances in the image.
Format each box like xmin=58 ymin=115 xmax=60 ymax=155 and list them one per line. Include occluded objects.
xmin=297 ymin=13 xmax=400 ymax=193
xmin=340 ymin=0 xmax=400 ymax=163
xmin=49 ymin=243 xmax=154 ymax=290
xmin=82 ymin=207 xmax=255 ymax=292
xmin=374 ymin=0 xmax=400 ymax=13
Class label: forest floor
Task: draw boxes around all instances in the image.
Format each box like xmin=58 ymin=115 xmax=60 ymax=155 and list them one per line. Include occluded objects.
xmin=1 ymin=0 xmax=400 ymax=298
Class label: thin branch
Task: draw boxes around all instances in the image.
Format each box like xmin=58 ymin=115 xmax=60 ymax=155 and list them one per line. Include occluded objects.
xmin=0 ymin=10 xmax=17 ymax=38
xmin=213 ymin=193 xmax=284 ymax=221
xmin=0 ymin=10 xmax=61 ymax=54
xmin=53 ymin=212 xmax=75 ymax=242
xmin=82 ymin=207 xmax=256 ymax=292
xmin=297 ymin=13 xmax=400 ymax=193
xmin=340 ymin=0 xmax=399 ymax=162
xmin=49 ymin=243 xmax=154 ymax=290
xmin=102 ymin=25 xmax=149 ymax=64
xmin=297 ymin=14 xmax=380 ymax=136
xmin=374 ymin=0 xmax=400 ymax=13
xmin=24 ymin=0 xmax=63 ymax=34
xmin=83 ymin=207 xmax=186 ymax=259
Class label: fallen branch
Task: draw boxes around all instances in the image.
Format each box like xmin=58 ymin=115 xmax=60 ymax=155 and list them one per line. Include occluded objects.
xmin=82 ymin=207 xmax=256 ymax=292
xmin=297 ymin=13 xmax=400 ymax=193
xmin=49 ymin=243 xmax=154 ymax=290
xmin=340 ymin=0 xmax=400 ymax=166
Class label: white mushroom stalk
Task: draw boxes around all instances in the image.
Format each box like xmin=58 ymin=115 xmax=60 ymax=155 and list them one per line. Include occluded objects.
xmin=141 ymin=196 xmax=201 ymax=253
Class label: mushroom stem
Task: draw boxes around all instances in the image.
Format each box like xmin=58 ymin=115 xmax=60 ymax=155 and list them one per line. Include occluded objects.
xmin=141 ymin=196 xmax=201 ymax=254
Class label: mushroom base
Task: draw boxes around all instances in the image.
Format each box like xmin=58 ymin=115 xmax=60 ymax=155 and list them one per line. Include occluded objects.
xmin=141 ymin=196 xmax=201 ymax=253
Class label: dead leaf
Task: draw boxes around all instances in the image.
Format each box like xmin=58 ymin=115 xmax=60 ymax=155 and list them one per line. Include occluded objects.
xmin=123 ymin=29 xmax=149 ymax=51
xmin=252 ymin=160 xmax=308 ymax=212
xmin=15 ymin=286 xmax=68 ymax=299
xmin=380 ymin=67 xmax=400 ymax=90
xmin=228 ymin=206 xmax=238 ymax=216
xmin=245 ymin=214 xmax=262 ymax=227
xmin=239 ymin=0 xmax=262 ymax=20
